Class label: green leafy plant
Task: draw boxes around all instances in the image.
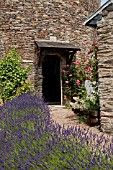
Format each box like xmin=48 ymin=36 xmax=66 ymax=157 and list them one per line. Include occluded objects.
xmin=62 ymin=56 xmax=87 ymax=99
xmin=77 ymin=114 xmax=88 ymax=123
xmin=0 ymin=48 xmax=34 ymax=102
xmin=0 ymin=95 xmax=3 ymax=106
xmin=85 ymin=90 xmax=99 ymax=111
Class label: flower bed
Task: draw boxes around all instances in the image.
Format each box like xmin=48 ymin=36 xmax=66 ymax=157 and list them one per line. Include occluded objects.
xmin=0 ymin=93 xmax=113 ymax=169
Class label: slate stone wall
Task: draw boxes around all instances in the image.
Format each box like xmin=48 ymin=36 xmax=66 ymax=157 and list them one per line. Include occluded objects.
xmin=0 ymin=0 xmax=99 ymax=93
xmin=97 ymin=9 xmax=113 ymax=134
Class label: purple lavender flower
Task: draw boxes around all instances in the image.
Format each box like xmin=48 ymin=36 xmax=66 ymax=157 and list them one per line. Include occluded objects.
xmin=0 ymin=92 xmax=113 ymax=169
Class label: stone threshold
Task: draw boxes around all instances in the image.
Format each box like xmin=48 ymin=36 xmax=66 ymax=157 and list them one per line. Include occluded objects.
xmin=48 ymin=105 xmax=66 ymax=111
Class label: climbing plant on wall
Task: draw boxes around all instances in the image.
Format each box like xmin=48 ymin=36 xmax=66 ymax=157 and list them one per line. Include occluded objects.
xmin=62 ymin=42 xmax=99 ymax=111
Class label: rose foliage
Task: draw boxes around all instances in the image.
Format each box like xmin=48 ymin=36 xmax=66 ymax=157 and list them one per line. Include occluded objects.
xmin=62 ymin=42 xmax=99 ymax=110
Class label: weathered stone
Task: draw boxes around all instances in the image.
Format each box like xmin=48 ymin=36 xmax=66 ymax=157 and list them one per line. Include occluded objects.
xmin=84 ymin=1 xmax=113 ymax=134
xmin=106 ymin=11 xmax=113 ymax=19
xmin=101 ymin=111 xmax=113 ymax=117
xmin=101 ymin=117 xmax=113 ymax=134
xmin=97 ymin=9 xmax=113 ymax=134
xmin=0 ymin=0 xmax=99 ymax=104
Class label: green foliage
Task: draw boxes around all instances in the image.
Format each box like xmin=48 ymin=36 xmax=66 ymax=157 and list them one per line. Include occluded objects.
xmin=62 ymin=56 xmax=87 ymax=99
xmin=0 ymin=96 xmax=3 ymax=106
xmin=15 ymin=79 xmax=34 ymax=97
xmin=0 ymin=48 xmax=33 ymax=102
xmin=85 ymin=91 xmax=100 ymax=111
xmin=77 ymin=114 xmax=88 ymax=123
xmin=62 ymin=42 xmax=100 ymax=111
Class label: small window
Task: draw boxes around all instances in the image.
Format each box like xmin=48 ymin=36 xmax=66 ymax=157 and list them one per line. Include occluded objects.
xmin=100 ymin=0 xmax=107 ymax=6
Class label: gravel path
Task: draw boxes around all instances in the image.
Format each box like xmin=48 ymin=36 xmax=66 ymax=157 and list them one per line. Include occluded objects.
xmin=49 ymin=105 xmax=113 ymax=141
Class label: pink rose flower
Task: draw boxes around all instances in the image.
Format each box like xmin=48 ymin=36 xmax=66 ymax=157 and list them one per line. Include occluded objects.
xmin=66 ymin=64 xmax=69 ymax=67
xmin=69 ymin=74 xmax=72 ymax=77
xmin=85 ymin=59 xmax=89 ymax=64
xmin=62 ymin=70 xmax=66 ymax=73
xmin=91 ymin=42 xmax=97 ymax=46
xmin=87 ymin=67 xmax=91 ymax=72
xmin=65 ymin=81 xmax=69 ymax=84
xmin=73 ymin=60 xmax=79 ymax=65
xmin=76 ymin=51 xmax=79 ymax=54
xmin=76 ymin=80 xmax=80 ymax=86
xmin=85 ymin=42 xmax=88 ymax=45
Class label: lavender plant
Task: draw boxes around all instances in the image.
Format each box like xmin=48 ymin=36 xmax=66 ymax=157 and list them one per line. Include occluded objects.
xmin=0 ymin=93 xmax=113 ymax=169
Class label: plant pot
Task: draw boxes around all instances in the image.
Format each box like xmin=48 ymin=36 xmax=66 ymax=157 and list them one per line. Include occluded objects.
xmin=88 ymin=110 xmax=99 ymax=126
xmin=89 ymin=110 xmax=98 ymax=117
xmin=79 ymin=110 xmax=89 ymax=115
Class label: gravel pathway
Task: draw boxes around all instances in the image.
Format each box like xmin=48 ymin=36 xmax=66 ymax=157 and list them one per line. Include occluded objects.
xmin=49 ymin=105 xmax=113 ymax=141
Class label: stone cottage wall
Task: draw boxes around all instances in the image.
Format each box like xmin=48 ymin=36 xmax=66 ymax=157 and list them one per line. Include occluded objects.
xmin=97 ymin=10 xmax=113 ymax=134
xmin=0 ymin=0 xmax=99 ymax=86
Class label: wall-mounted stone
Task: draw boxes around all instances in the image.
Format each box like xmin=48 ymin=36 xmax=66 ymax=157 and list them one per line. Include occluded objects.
xmin=97 ymin=9 xmax=113 ymax=134
xmin=0 ymin=0 xmax=99 ymax=101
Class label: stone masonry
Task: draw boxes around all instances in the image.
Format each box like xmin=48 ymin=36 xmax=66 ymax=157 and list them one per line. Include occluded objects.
xmin=97 ymin=9 xmax=113 ymax=134
xmin=85 ymin=1 xmax=113 ymax=134
xmin=0 ymin=0 xmax=99 ymax=100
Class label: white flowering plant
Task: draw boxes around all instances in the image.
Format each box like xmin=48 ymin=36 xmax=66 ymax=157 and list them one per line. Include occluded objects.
xmin=85 ymin=83 xmax=99 ymax=110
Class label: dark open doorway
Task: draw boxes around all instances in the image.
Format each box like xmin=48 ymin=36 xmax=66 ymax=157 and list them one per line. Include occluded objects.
xmin=42 ymin=55 xmax=61 ymax=104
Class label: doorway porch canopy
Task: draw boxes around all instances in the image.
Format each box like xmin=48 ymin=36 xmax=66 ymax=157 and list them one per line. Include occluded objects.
xmin=35 ymin=40 xmax=80 ymax=65
xmin=35 ymin=40 xmax=80 ymax=50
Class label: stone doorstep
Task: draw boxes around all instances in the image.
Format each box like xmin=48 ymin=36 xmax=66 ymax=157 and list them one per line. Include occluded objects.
xmin=49 ymin=105 xmax=66 ymax=111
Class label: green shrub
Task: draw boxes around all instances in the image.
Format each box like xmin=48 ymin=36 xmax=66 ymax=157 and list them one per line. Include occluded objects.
xmin=0 ymin=48 xmax=33 ymax=102
xmin=0 ymin=96 xmax=3 ymax=106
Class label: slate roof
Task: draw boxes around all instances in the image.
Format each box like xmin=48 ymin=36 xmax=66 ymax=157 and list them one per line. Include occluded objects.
xmin=35 ymin=41 xmax=80 ymax=52
xmin=84 ymin=0 xmax=113 ymax=27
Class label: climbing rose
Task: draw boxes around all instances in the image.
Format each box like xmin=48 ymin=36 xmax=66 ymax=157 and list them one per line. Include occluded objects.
xmin=85 ymin=42 xmax=88 ymax=45
xmin=66 ymin=64 xmax=69 ymax=67
xmin=65 ymin=81 xmax=69 ymax=84
xmin=88 ymin=49 xmax=92 ymax=54
xmin=76 ymin=51 xmax=79 ymax=54
xmin=85 ymin=59 xmax=89 ymax=64
xmin=76 ymin=80 xmax=80 ymax=86
xmin=87 ymin=67 xmax=91 ymax=72
xmin=69 ymin=74 xmax=72 ymax=77
xmin=62 ymin=70 xmax=66 ymax=73
xmin=91 ymin=42 xmax=98 ymax=46
xmin=73 ymin=61 xmax=79 ymax=65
